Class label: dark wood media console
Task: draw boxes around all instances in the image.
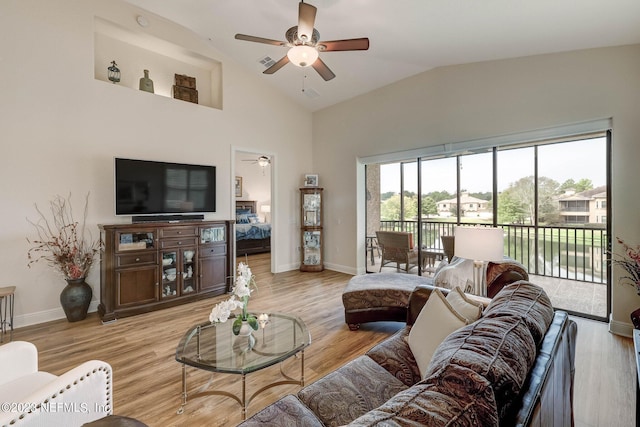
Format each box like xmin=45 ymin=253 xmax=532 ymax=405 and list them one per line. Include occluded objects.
xmin=98 ymin=220 xmax=234 ymax=322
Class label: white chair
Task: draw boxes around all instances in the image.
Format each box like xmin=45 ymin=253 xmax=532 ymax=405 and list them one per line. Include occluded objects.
xmin=0 ymin=341 xmax=113 ymax=426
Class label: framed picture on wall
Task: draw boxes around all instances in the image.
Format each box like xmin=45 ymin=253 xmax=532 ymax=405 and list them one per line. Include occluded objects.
xmin=235 ymin=176 xmax=243 ymax=197
xmin=304 ymin=174 xmax=319 ymax=187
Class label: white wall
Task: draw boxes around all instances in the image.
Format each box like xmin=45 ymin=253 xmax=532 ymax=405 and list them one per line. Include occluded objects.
xmin=313 ymin=45 xmax=640 ymax=335
xmin=0 ymin=0 xmax=312 ymax=326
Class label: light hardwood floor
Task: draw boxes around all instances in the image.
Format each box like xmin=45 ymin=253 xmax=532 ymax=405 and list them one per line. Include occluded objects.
xmin=10 ymin=253 xmax=636 ymax=427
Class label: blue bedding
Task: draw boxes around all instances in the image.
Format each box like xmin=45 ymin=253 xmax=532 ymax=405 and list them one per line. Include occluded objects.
xmin=236 ymin=223 xmax=271 ymax=240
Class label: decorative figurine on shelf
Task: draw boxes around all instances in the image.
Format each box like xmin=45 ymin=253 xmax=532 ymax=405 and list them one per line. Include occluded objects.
xmin=107 ymin=61 xmax=120 ymax=84
xmin=139 ymin=69 xmax=154 ymax=93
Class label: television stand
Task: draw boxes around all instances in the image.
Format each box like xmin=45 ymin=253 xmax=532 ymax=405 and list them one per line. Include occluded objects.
xmin=98 ymin=220 xmax=233 ymax=322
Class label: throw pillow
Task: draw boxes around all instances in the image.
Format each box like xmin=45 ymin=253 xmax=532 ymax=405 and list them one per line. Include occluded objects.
xmin=236 ymin=214 xmax=250 ymax=224
xmin=407 ymin=288 xmax=468 ymax=378
xmin=446 ymin=286 xmax=483 ymax=323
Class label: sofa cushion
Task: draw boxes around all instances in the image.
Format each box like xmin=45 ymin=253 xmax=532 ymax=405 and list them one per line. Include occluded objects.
xmin=297 ymin=355 xmax=408 ymax=426
xmin=446 ymin=286 xmax=483 ymax=322
xmin=238 ymin=394 xmax=323 ymax=427
xmin=366 ymin=328 xmax=421 ymax=387
xmin=483 ymin=281 xmax=554 ymax=346
xmin=349 ymin=363 xmax=499 ymax=427
xmin=408 ymin=288 xmax=468 ymax=378
xmin=426 ymin=314 xmax=537 ymax=421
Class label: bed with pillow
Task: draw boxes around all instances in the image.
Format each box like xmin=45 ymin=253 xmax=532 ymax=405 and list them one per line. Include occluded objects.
xmin=236 ymin=200 xmax=271 ymax=256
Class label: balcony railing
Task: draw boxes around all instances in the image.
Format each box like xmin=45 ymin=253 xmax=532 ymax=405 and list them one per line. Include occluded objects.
xmin=379 ymin=220 xmax=608 ymax=284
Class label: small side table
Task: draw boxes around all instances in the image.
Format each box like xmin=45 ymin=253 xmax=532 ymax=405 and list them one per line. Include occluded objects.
xmin=0 ymin=286 xmax=15 ymax=343
xmin=633 ymin=329 xmax=640 ymax=427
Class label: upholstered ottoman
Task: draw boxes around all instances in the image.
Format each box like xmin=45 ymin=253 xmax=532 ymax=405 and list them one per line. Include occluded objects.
xmin=343 ymin=273 xmax=432 ymax=330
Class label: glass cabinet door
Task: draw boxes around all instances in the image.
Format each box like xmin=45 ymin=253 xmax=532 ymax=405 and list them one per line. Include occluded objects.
xmin=302 ymin=230 xmax=322 ymax=265
xmin=200 ymin=226 xmax=225 ymax=244
xmin=116 ymin=230 xmax=155 ymax=252
xmin=161 ymin=250 xmax=178 ymax=298
xmin=182 ymin=249 xmax=196 ymax=295
xmin=161 ymin=249 xmax=197 ymax=298
xmin=303 ymin=193 xmax=322 ymax=226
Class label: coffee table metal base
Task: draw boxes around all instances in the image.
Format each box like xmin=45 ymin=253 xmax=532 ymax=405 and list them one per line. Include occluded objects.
xmin=177 ymin=350 xmax=305 ymax=420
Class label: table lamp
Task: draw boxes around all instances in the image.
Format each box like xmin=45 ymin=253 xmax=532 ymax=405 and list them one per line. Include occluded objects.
xmin=260 ymin=205 xmax=271 ymax=222
xmin=454 ymin=226 xmax=504 ymax=296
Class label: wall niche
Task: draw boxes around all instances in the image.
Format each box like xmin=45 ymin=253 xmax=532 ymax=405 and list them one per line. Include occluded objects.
xmin=94 ymin=16 xmax=222 ymax=110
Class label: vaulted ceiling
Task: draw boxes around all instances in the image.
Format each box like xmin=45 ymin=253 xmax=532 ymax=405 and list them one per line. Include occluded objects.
xmin=124 ymin=0 xmax=640 ymax=112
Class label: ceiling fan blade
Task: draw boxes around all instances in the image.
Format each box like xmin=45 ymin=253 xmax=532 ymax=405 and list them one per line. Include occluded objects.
xmin=263 ymin=56 xmax=290 ymax=75
xmin=312 ymin=58 xmax=336 ymax=81
xmin=317 ymin=38 xmax=369 ymax=52
xmin=235 ymin=34 xmax=287 ymax=47
xmin=298 ymin=2 xmax=317 ymax=43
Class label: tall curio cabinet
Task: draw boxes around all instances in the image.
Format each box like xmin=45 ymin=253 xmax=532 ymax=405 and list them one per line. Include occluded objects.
xmin=300 ymin=187 xmax=324 ymax=272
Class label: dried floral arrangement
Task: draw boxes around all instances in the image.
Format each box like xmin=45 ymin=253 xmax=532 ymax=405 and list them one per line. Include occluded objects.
xmin=612 ymin=237 xmax=640 ymax=295
xmin=27 ymin=193 xmax=101 ymax=281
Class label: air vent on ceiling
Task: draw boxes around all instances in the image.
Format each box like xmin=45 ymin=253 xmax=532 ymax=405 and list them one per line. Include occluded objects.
xmin=258 ymin=56 xmax=276 ymax=69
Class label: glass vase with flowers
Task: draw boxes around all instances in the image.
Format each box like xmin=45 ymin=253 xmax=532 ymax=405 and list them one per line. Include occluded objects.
xmin=209 ymin=262 xmax=259 ymax=335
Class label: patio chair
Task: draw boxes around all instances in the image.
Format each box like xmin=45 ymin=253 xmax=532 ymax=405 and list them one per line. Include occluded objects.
xmin=441 ymin=235 xmax=455 ymax=261
xmin=376 ymin=231 xmax=419 ymax=273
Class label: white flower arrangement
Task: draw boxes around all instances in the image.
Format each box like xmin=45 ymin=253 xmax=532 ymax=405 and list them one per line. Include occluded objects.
xmin=209 ymin=262 xmax=259 ymax=335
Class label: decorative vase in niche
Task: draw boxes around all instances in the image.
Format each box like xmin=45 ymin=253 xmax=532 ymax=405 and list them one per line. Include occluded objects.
xmin=60 ymin=278 xmax=92 ymax=322
xmin=139 ymin=69 xmax=154 ymax=93
xmin=631 ymin=307 xmax=640 ymax=329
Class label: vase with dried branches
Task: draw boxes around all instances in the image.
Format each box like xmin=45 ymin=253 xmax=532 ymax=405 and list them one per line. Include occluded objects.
xmin=27 ymin=193 xmax=101 ymax=322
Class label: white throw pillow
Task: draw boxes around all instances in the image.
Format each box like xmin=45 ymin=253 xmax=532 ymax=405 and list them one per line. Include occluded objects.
xmin=446 ymin=286 xmax=483 ymax=323
xmin=407 ymin=288 xmax=468 ymax=378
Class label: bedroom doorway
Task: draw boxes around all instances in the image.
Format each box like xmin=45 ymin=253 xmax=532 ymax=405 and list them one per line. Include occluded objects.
xmin=235 ymin=151 xmax=273 ymax=269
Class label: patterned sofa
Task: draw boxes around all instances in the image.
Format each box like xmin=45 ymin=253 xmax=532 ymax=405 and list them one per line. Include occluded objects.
xmin=239 ymin=281 xmax=577 ymax=427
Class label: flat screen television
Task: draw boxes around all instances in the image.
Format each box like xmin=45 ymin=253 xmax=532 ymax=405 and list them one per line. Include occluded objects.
xmin=115 ymin=157 xmax=216 ymax=216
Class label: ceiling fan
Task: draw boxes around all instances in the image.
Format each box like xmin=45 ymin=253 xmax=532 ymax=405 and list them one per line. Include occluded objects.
xmin=242 ymin=155 xmax=271 ymax=167
xmin=234 ymin=1 xmax=369 ymax=81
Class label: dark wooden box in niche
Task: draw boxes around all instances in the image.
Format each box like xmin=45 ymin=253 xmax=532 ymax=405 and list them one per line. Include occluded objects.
xmin=173 ymin=86 xmax=198 ymax=104
xmin=174 ymin=74 xmax=196 ymax=89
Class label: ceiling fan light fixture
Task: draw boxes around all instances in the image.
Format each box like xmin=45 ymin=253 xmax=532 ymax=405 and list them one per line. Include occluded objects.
xmin=287 ymin=45 xmax=318 ymax=67
xmin=257 ymin=156 xmax=270 ymax=167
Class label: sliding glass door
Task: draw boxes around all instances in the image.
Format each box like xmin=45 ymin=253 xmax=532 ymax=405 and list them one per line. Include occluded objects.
xmin=365 ymin=133 xmax=610 ymax=320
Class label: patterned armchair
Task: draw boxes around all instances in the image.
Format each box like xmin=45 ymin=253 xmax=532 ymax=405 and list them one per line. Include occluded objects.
xmin=376 ymin=231 xmax=419 ymax=273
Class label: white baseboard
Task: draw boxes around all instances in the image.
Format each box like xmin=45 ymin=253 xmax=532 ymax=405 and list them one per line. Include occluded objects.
xmin=14 ymin=301 xmax=100 ymax=329
xmin=323 ymin=262 xmax=357 ymax=276
xmin=608 ymin=314 xmax=633 ymax=338
xmin=275 ymin=263 xmax=299 ymax=273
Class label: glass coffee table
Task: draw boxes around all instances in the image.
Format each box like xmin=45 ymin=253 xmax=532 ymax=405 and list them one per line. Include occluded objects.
xmin=175 ymin=312 xmax=311 ymax=419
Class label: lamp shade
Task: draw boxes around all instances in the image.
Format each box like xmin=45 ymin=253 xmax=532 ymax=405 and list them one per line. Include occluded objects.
xmin=257 ymin=156 xmax=270 ymax=167
xmin=454 ymin=226 xmax=504 ymax=262
xmin=260 ymin=205 xmax=271 ymax=213
xmin=287 ymin=45 xmax=319 ymax=67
